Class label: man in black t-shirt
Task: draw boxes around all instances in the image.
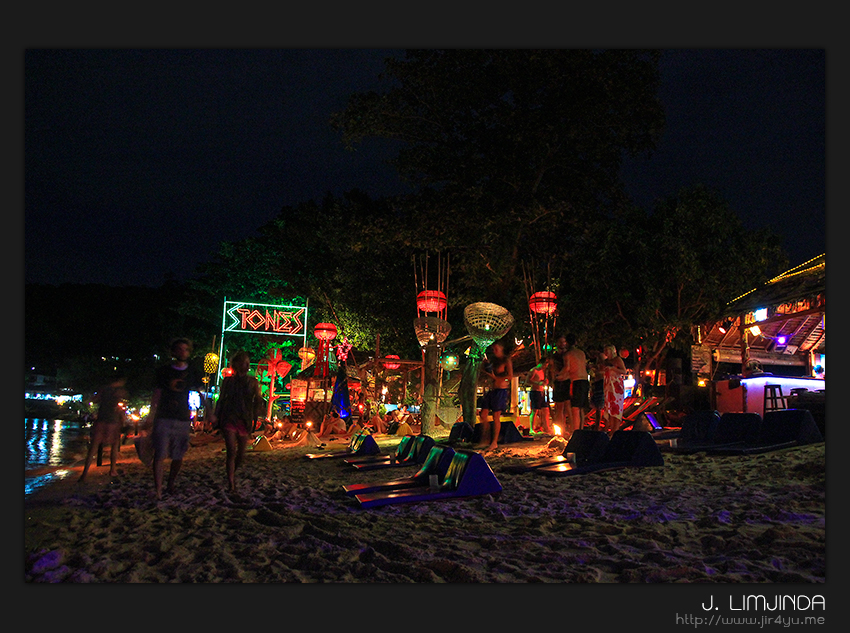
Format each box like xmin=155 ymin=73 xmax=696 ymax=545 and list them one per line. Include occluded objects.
xmin=148 ymin=338 xmax=205 ymax=500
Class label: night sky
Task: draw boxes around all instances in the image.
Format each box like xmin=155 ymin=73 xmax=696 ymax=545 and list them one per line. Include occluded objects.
xmin=24 ymin=49 xmax=826 ymax=288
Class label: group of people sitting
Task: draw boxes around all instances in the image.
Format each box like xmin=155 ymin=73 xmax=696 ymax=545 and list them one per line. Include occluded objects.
xmin=312 ymin=404 xmax=419 ymax=439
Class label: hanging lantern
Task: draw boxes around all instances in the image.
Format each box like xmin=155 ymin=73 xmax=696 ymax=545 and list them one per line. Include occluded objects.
xmin=314 ymin=323 xmax=338 ymax=341
xmin=383 ymin=354 xmax=401 ymax=370
xmin=464 ymin=302 xmax=514 ymax=352
xmin=298 ymin=347 xmax=316 ymax=363
xmin=413 ymin=316 xmax=452 ymax=347
xmin=221 ymin=367 xmax=234 ymax=378
xmin=313 ymin=323 xmax=337 ymax=379
xmin=203 ymin=352 xmax=219 ymax=375
xmin=417 ymin=290 xmax=448 ymax=313
xmin=440 ymin=353 xmax=459 ymax=372
xmin=529 ymin=291 xmax=558 ymax=315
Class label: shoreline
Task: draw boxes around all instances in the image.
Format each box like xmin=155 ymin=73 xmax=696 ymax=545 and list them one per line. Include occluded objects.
xmin=24 ymin=429 xmax=825 ymax=583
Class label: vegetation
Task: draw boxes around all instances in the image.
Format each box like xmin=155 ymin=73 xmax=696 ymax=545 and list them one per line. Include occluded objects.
xmin=26 ymin=50 xmax=788 ymax=404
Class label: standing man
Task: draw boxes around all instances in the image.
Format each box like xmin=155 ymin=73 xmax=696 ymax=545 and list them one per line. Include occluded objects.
xmin=527 ymin=354 xmax=553 ymax=435
xmin=550 ymin=335 xmax=571 ymax=436
xmin=147 ymin=338 xmax=206 ymax=500
xmin=476 ymin=341 xmax=513 ymax=452
xmin=565 ymin=333 xmax=589 ymax=434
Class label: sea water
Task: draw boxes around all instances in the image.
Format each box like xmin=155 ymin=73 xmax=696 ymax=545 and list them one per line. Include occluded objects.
xmin=24 ymin=418 xmax=91 ymax=497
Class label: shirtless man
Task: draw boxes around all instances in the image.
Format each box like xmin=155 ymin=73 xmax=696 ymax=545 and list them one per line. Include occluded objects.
xmin=564 ymin=333 xmax=589 ymax=434
xmin=476 ymin=341 xmax=513 ymax=451
xmin=550 ymin=336 xmax=571 ymax=436
xmin=527 ymin=355 xmax=553 ymax=435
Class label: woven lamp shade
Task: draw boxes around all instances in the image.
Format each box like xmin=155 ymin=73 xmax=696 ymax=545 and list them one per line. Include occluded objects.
xmin=203 ymin=352 xmax=219 ymax=375
xmin=413 ymin=317 xmax=452 ymax=347
xmin=463 ymin=302 xmax=514 ymax=350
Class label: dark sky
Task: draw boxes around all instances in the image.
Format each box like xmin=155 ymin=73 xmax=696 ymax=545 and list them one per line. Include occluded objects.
xmin=24 ymin=49 xmax=825 ymax=288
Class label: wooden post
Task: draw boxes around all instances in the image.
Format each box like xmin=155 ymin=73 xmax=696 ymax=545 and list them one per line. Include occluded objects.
xmin=420 ymin=343 xmax=440 ymax=436
xmin=740 ymin=318 xmax=750 ymax=375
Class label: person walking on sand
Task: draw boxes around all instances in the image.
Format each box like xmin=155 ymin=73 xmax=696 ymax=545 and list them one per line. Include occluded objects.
xmin=476 ymin=341 xmax=513 ymax=452
xmin=79 ymin=372 xmax=128 ymax=482
xmin=210 ymin=350 xmax=264 ymax=492
xmin=147 ymin=338 xmax=206 ymax=500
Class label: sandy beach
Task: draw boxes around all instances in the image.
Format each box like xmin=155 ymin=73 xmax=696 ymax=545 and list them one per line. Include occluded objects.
xmin=24 ymin=428 xmax=825 ymax=584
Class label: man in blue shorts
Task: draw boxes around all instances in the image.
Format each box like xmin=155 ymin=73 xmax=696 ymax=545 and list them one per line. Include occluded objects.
xmin=550 ymin=336 xmax=571 ymax=435
xmin=476 ymin=341 xmax=513 ymax=451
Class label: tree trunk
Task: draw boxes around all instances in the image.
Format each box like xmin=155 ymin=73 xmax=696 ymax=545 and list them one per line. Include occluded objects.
xmin=419 ymin=344 xmax=440 ymax=436
xmin=459 ymin=345 xmax=485 ymax=426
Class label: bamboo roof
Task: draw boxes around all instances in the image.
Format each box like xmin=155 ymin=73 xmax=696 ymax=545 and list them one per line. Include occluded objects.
xmin=701 ymin=255 xmax=825 ymax=364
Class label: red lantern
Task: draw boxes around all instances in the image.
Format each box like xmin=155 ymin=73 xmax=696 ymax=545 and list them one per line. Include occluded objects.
xmin=314 ymin=323 xmax=338 ymax=341
xmin=221 ymin=367 xmax=234 ymax=378
xmin=416 ymin=290 xmax=448 ymax=313
xmin=529 ymin=291 xmax=557 ymax=315
xmin=313 ymin=323 xmax=337 ymax=379
xmin=383 ymin=354 xmax=401 ymax=370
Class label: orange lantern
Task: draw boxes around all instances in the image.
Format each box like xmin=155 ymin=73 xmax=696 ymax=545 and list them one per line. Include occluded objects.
xmin=383 ymin=354 xmax=401 ymax=370
xmin=417 ymin=290 xmax=448 ymax=313
xmin=529 ymin=291 xmax=557 ymax=315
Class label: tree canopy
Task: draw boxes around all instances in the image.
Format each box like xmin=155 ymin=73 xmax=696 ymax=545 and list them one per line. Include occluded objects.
xmin=30 ymin=49 xmax=792 ymax=404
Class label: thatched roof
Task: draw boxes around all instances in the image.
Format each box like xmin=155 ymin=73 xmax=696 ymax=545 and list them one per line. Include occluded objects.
xmin=701 ymin=255 xmax=825 ymax=365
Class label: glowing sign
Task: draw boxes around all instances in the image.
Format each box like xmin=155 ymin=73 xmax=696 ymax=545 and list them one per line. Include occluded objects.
xmin=223 ymin=301 xmax=306 ymax=337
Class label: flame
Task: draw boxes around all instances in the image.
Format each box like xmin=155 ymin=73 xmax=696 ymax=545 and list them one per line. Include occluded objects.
xmin=553 ymin=424 xmax=562 ymax=436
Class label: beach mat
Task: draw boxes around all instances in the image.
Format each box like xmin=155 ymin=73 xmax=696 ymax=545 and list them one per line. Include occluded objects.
xmin=343 ymin=434 xmax=415 ymax=465
xmin=350 ymin=435 xmax=436 ymax=471
xmin=502 ymin=429 xmax=610 ymax=474
xmin=656 ymin=410 xmax=720 ymax=451
xmin=706 ymin=409 xmax=823 ymax=455
xmin=667 ymin=412 xmax=761 ymax=455
xmin=535 ymin=430 xmax=664 ymax=476
xmin=448 ymin=422 xmax=474 ymax=443
xmin=472 ymin=420 xmax=529 ymax=444
xmin=305 ymin=431 xmax=381 ymax=460
xmin=250 ymin=435 xmax=273 ymax=452
xmin=354 ymin=449 xmax=502 ymax=508
xmin=342 ymin=445 xmax=457 ymax=497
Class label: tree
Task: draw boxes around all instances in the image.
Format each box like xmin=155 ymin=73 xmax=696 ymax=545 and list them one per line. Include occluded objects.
xmin=332 ymin=49 xmax=666 ymax=312
xmin=561 ymin=185 xmax=787 ymax=383
xmin=332 ymin=49 xmax=667 ymax=415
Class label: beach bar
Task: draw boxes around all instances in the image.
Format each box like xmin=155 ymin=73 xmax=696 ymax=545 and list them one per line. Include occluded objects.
xmin=695 ymin=255 xmax=825 ymax=430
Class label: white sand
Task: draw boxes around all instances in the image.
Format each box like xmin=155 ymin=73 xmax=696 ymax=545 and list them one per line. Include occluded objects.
xmin=24 ymin=429 xmax=825 ymax=583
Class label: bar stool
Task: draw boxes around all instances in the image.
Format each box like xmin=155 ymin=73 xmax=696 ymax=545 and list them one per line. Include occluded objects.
xmin=763 ymin=384 xmax=787 ymax=416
